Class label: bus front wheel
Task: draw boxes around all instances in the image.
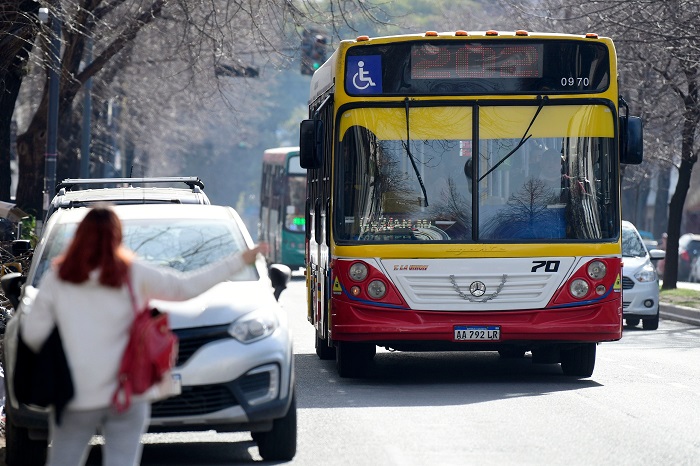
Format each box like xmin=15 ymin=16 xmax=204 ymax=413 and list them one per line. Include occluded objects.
xmin=560 ymin=343 xmax=596 ymax=377
xmin=336 ymin=341 xmax=375 ymax=378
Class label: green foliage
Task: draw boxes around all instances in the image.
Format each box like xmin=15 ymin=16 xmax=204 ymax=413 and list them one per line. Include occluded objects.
xmin=659 ymin=287 xmax=700 ymax=308
xmin=20 ymin=216 xmax=38 ymax=246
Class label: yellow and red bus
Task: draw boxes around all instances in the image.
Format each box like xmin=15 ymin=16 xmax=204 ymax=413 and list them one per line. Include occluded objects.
xmin=299 ymin=31 xmax=643 ymax=377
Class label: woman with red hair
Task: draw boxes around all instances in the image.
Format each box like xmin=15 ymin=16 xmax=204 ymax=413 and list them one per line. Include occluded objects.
xmin=21 ymin=205 xmax=265 ymax=466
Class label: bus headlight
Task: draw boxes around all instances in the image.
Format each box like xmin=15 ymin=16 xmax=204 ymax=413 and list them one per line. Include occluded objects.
xmin=569 ymin=279 xmax=590 ymax=298
xmin=587 ymin=261 xmax=607 ymax=280
xmin=349 ymin=262 xmax=368 ymax=282
xmin=367 ymin=280 xmax=387 ymax=299
xmin=228 ymin=309 xmax=278 ymax=343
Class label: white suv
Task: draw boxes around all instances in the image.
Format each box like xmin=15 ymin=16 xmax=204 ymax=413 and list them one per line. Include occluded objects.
xmin=621 ymin=220 xmax=665 ymax=330
xmin=45 ymin=177 xmax=210 ymax=221
xmin=1 ymin=204 xmax=295 ymax=464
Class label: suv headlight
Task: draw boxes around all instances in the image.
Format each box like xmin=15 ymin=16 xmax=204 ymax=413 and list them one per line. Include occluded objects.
xmin=228 ymin=309 xmax=278 ymax=343
xmin=635 ymin=263 xmax=658 ymax=283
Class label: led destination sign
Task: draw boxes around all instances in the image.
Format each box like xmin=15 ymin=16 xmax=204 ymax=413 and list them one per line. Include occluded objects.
xmin=344 ymin=39 xmax=610 ymax=96
xmin=411 ymin=43 xmax=544 ymax=79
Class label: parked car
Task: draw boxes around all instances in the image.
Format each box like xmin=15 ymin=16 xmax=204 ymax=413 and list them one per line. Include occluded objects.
xmin=621 ymin=221 xmax=665 ymax=330
xmin=678 ymin=233 xmax=700 ymax=281
xmin=687 ymin=256 xmax=700 ymax=283
xmin=1 ymin=204 xmax=294 ymax=464
xmin=45 ymin=177 xmax=210 ymax=222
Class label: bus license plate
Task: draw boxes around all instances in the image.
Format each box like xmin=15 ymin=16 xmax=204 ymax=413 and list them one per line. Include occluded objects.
xmin=454 ymin=326 xmax=500 ymax=341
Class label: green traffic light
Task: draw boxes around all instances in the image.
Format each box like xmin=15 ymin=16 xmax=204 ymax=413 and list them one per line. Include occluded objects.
xmin=313 ymin=63 xmax=321 ymax=70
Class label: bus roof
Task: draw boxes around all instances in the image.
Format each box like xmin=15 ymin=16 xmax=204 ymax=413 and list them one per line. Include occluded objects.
xmin=263 ymin=146 xmax=300 ymax=165
xmin=308 ymin=30 xmax=613 ymax=103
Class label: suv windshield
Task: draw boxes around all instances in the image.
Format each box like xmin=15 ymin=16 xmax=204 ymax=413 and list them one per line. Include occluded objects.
xmin=336 ymin=104 xmax=617 ymax=243
xmin=32 ymin=218 xmax=255 ymax=286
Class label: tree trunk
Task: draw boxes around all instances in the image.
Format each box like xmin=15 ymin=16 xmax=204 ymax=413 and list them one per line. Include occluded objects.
xmin=654 ymin=165 xmax=671 ymax=239
xmin=662 ymin=113 xmax=698 ymax=289
xmin=0 ymin=77 xmax=20 ymax=200
xmin=0 ymin=0 xmax=39 ymax=201
xmin=15 ymin=108 xmax=49 ymax=218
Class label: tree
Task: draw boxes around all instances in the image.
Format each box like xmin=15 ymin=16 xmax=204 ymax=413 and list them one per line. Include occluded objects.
xmin=2 ymin=0 xmax=392 ymax=218
xmin=0 ymin=0 xmax=39 ymax=202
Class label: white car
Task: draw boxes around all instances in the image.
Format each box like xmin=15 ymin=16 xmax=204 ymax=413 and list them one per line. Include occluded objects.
xmin=621 ymin=220 xmax=665 ymax=330
xmin=1 ymin=204 xmax=295 ymax=464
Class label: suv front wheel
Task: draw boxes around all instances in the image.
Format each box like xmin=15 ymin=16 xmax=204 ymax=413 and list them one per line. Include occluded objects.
xmin=254 ymin=393 xmax=297 ymax=461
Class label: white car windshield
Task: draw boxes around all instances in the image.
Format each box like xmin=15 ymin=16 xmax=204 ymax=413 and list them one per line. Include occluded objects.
xmin=32 ymin=218 xmax=255 ymax=286
xmin=622 ymin=226 xmax=647 ymax=258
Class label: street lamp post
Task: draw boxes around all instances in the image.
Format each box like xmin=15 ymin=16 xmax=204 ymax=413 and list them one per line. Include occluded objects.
xmin=39 ymin=6 xmax=61 ymax=227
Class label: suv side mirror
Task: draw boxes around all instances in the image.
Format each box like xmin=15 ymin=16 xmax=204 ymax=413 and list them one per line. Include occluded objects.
xmin=620 ymin=115 xmax=643 ymax=164
xmin=269 ymin=264 xmax=292 ymax=301
xmin=648 ymin=249 xmax=666 ymax=261
xmin=1 ymin=272 xmax=26 ymax=309
xmin=299 ymin=119 xmax=323 ymax=169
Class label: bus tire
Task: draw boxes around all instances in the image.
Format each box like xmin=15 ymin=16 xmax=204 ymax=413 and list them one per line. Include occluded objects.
xmin=315 ymin=333 xmax=336 ymax=360
xmin=560 ymin=343 xmax=596 ymax=377
xmin=255 ymin=393 xmax=297 ymax=461
xmin=625 ymin=318 xmax=640 ymax=328
xmin=336 ymin=341 xmax=375 ymax=378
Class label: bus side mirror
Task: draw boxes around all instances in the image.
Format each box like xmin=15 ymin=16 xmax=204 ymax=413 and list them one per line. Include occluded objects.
xmin=620 ymin=115 xmax=643 ymax=165
xmin=300 ymin=119 xmax=323 ymax=169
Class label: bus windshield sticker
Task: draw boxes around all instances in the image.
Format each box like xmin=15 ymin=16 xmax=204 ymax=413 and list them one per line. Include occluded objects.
xmin=346 ymin=55 xmax=383 ymax=94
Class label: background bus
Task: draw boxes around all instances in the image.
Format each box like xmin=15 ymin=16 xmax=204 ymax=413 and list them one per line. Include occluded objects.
xmin=299 ymin=31 xmax=643 ymax=378
xmin=259 ymin=147 xmax=306 ymax=269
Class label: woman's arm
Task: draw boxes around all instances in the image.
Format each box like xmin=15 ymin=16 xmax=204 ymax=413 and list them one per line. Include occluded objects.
xmin=133 ymin=244 xmax=266 ymax=303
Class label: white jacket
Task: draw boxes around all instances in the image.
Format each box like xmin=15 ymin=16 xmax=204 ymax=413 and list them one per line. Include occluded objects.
xmin=21 ymin=253 xmax=247 ymax=410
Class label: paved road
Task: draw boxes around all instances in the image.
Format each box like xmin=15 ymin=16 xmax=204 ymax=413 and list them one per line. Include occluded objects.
xmin=81 ymin=278 xmax=700 ymax=465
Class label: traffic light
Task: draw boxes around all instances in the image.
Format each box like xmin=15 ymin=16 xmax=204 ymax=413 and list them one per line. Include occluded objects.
xmin=301 ymin=28 xmax=327 ymax=75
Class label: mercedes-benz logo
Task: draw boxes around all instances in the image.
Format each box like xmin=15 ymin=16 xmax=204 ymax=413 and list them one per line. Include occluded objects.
xmin=469 ymin=281 xmax=487 ymax=297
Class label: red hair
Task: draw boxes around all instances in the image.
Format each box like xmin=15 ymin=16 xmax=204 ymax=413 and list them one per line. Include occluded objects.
xmin=57 ymin=206 xmax=132 ymax=287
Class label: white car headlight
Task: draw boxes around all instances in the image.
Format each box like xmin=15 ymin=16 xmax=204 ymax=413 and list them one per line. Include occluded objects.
xmin=228 ymin=309 xmax=278 ymax=343
xmin=635 ymin=263 xmax=658 ymax=283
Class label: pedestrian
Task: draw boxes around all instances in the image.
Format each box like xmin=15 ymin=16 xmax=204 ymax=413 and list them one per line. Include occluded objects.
xmin=658 ymin=232 xmax=668 ymax=278
xmin=20 ymin=205 xmax=266 ymax=466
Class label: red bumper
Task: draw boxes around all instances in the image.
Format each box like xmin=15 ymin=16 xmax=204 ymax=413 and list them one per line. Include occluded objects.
xmin=330 ymin=299 xmax=623 ymax=344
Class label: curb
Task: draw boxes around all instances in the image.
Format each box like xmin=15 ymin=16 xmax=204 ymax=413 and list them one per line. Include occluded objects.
xmin=659 ymin=303 xmax=700 ymax=326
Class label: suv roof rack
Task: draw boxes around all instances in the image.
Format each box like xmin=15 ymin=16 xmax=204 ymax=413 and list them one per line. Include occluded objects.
xmin=55 ymin=177 xmax=205 ymax=194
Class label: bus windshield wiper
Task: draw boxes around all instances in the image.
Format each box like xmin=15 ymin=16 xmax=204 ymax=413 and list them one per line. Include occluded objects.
xmin=478 ymin=95 xmax=548 ymax=182
xmin=403 ymin=98 xmax=429 ymax=207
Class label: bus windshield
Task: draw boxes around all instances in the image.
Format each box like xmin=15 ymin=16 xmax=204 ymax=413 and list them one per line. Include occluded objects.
xmin=285 ymin=175 xmax=306 ymax=232
xmin=336 ymin=104 xmax=617 ymax=243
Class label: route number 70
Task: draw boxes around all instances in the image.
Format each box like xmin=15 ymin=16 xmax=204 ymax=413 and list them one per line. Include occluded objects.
xmin=531 ymin=260 xmax=560 ymax=273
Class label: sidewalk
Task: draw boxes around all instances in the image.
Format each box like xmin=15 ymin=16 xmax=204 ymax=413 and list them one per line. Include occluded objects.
xmin=660 ymin=303 xmax=700 ymax=326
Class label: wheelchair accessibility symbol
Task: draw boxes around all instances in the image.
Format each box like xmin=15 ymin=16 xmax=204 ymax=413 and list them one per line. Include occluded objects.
xmin=346 ymin=55 xmax=382 ymax=94
xmin=353 ymin=61 xmax=376 ymax=90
